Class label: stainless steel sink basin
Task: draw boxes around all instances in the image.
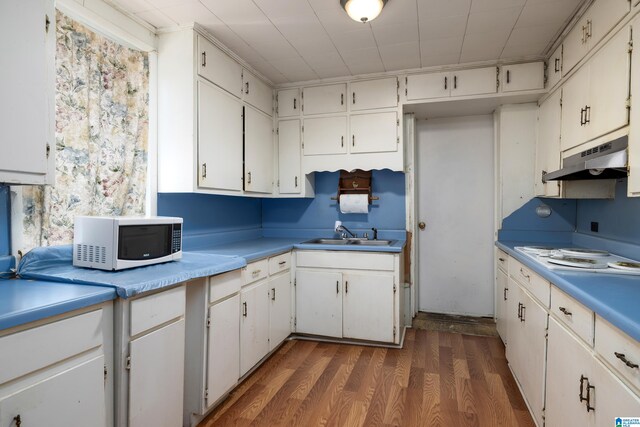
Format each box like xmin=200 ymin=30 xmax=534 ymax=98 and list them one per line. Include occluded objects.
xmin=303 ymin=238 xmax=349 ymax=245
xmin=349 ymin=239 xmax=392 ymax=246
xmin=302 ymin=238 xmax=393 ymax=246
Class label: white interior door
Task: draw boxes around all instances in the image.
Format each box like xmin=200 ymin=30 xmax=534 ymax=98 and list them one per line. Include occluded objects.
xmin=416 ymin=115 xmax=495 ymax=316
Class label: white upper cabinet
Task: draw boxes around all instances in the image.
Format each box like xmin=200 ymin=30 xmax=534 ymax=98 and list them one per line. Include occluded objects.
xmin=562 ymin=0 xmax=629 ymax=74
xmin=350 ymin=112 xmax=398 ymax=154
xmin=406 ymin=71 xmax=450 ymax=100
xmin=197 ymin=79 xmax=244 ymax=192
xmin=350 ymin=77 xmax=398 ymax=111
xmin=547 ymin=45 xmax=563 ymax=90
xmin=242 ymin=70 xmax=273 ymax=116
xmin=500 ymin=62 xmax=545 ymax=93
xmin=278 ymin=119 xmax=301 ymax=194
xmin=406 ymin=67 xmax=497 ymax=101
xmin=277 ymin=88 xmax=300 ymax=117
xmin=197 ymin=35 xmax=243 ymax=97
xmin=302 ymin=84 xmax=347 ymax=115
xmin=451 ymin=67 xmax=497 ymax=97
xmin=0 ymin=0 xmax=55 ymax=185
xmin=561 ymin=26 xmax=631 ymax=152
xmin=303 ymin=116 xmax=348 ymax=156
xmin=244 ymin=106 xmax=274 ymax=194
xmin=535 ymin=90 xmax=562 ymax=197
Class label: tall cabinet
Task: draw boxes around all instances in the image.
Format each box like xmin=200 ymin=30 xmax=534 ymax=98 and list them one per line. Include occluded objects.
xmin=0 ymin=0 xmax=55 ymax=185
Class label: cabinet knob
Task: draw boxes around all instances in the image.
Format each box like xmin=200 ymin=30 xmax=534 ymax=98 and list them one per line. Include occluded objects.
xmin=418 ymin=221 xmax=426 ymax=230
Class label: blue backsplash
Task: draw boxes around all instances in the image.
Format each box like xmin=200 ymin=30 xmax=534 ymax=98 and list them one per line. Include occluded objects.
xmin=576 ymin=179 xmax=640 ymax=245
xmin=499 ymin=197 xmax=577 ymax=242
xmin=262 ymin=170 xmax=406 ymax=233
xmin=158 ymin=170 xmax=406 ymax=245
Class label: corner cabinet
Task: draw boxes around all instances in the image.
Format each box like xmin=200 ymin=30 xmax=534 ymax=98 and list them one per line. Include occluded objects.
xmin=158 ymin=28 xmax=274 ymax=196
xmin=294 ymin=250 xmax=403 ymax=344
xmin=0 ymin=0 xmax=55 ymax=185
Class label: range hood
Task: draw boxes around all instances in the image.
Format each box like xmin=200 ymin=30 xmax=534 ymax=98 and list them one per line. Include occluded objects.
xmin=543 ymin=137 xmax=628 ymax=182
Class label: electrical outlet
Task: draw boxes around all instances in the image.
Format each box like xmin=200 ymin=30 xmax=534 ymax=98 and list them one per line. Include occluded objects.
xmin=591 ymin=222 xmax=599 ymax=232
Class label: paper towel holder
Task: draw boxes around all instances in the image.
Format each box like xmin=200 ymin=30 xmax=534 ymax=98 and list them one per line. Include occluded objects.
xmin=330 ymin=169 xmax=379 ymax=205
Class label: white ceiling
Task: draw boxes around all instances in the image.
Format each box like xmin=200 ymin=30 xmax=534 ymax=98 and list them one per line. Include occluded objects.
xmin=107 ymin=0 xmax=586 ymax=85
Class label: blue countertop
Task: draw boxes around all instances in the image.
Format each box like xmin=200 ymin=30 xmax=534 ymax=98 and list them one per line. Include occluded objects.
xmin=497 ymin=240 xmax=640 ymax=342
xmin=0 ymin=279 xmax=116 ymax=331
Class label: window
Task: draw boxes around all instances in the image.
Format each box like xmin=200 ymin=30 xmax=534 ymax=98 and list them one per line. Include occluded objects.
xmin=14 ymin=11 xmax=150 ymax=253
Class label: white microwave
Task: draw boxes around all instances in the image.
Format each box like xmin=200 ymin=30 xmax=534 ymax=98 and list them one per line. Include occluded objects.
xmin=73 ymin=216 xmax=183 ymax=271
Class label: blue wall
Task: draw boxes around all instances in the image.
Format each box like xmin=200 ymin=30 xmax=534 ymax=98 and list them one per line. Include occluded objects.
xmin=262 ymin=170 xmax=406 ymax=231
xmin=498 ymin=196 xmax=576 ymax=242
xmin=576 ymin=179 xmax=640 ymax=245
xmin=157 ymin=193 xmax=262 ymax=235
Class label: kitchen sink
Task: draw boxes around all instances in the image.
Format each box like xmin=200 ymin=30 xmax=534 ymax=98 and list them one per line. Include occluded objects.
xmin=302 ymin=238 xmax=393 ymax=246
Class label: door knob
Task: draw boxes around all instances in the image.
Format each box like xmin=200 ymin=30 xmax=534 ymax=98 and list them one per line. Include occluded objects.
xmin=418 ymin=222 xmax=426 ymax=230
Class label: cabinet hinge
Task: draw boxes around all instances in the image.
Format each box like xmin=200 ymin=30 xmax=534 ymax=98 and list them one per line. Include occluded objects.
xmin=276 ymin=127 xmax=279 ymax=135
xmin=397 ymin=119 xmax=400 ymax=126
xmin=294 ymin=317 xmax=297 ymax=327
xmin=393 ymin=326 xmax=397 ymax=338
xmin=629 ymin=39 xmax=634 ymax=53
xmin=277 ymin=180 xmax=280 ymax=188
xmin=104 ymin=365 xmax=108 ymax=384
xmin=627 ymin=96 xmax=632 ymax=109
xmin=206 ymin=312 xmax=211 ymax=328
xmin=397 ymin=137 xmax=400 ymax=144
xmin=393 ymin=284 xmax=397 ymax=293
xmin=294 ymin=278 xmax=296 ymax=286
xmin=205 ymin=388 xmax=209 ymax=400
xmin=125 ymin=356 xmax=131 ymax=370
xmin=405 ymin=76 xmax=408 ymax=96
xmin=397 ymin=78 xmax=399 ymax=89
xmin=302 ymin=125 xmax=304 ymax=133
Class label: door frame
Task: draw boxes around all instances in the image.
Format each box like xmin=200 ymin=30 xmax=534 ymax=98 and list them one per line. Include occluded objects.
xmin=403 ymin=113 xmax=419 ymax=319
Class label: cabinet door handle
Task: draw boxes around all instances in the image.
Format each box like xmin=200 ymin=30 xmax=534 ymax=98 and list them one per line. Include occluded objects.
xmin=559 ymin=306 xmax=572 ymax=317
xmin=586 ymin=19 xmax=592 ymax=40
xmin=243 ymin=302 xmax=247 ymax=317
xmin=45 ymin=14 xmax=50 ymax=33
xmin=520 ymin=304 xmax=526 ymax=322
xmin=245 ymin=81 xmax=249 ymax=94
xmin=336 ymin=281 xmax=339 ymax=294
xmin=13 ymin=415 xmax=21 ymax=427
xmin=341 ymin=93 xmax=344 ymax=105
xmin=251 ymin=269 xmax=261 ymax=277
xmin=454 ymin=75 xmax=457 ymax=89
xmin=295 ymin=176 xmax=298 ymax=187
xmin=585 ymin=105 xmax=591 ymax=124
xmin=517 ymin=302 xmax=523 ymax=319
xmin=341 ymin=136 xmax=344 ymax=147
xmin=444 ymin=76 xmax=448 ymax=90
xmin=499 ymin=257 xmax=506 ymax=262
xmin=582 ymin=24 xmax=587 ymax=43
xmin=202 ymin=163 xmax=207 ymax=179
xmin=579 ymin=375 xmax=595 ymax=412
xmin=247 ymin=172 xmax=252 ymax=184
xmin=615 ymin=352 xmax=639 ymax=369
xmin=554 ymin=57 xmax=561 ymax=73
xmin=506 ymin=70 xmax=511 ymax=84
xmin=352 ymin=135 xmax=355 ymax=147
xmin=271 ymin=288 xmax=276 ymax=301
xmin=352 ymin=92 xmax=356 ymax=104
xmin=293 ymin=98 xmax=297 ymax=110
xmin=580 ymin=107 xmax=586 ymax=126
xmin=519 ymin=268 xmax=530 ymax=280
xmin=201 ymin=51 xmax=207 ymax=67
xmin=503 ymin=287 xmax=508 ymax=301
xmin=278 ymin=260 xmax=286 ymax=266
xmin=345 ymin=281 xmax=349 ymax=294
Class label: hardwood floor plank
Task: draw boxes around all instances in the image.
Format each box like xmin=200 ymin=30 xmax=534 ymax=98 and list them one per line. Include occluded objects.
xmin=201 ymin=331 xmax=535 ymax=427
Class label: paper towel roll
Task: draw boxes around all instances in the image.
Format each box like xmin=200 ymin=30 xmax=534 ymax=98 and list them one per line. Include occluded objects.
xmin=339 ymin=194 xmax=369 ymax=214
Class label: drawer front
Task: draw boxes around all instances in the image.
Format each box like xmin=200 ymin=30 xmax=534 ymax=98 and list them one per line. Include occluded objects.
xmin=550 ymin=287 xmax=594 ymax=345
xmin=0 ymin=309 xmax=103 ymax=384
xmin=296 ymin=250 xmax=395 ymax=271
xmin=130 ymin=285 xmax=186 ymax=336
xmin=496 ymin=249 xmax=508 ymax=272
xmin=244 ymin=259 xmax=269 ymax=285
xmin=209 ymin=269 xmax=242 ymax=303
xmin=595 ymin=315 xmax=640 ymax=392
xmin=269 ymin=252 xmax=291 ymax=275
xmin=508 ymin=258 xmax=550 ymax=307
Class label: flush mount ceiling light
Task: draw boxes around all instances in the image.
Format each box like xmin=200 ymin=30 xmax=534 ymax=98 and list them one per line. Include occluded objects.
xmin=340 ymin=0 xmax=388 ymax=23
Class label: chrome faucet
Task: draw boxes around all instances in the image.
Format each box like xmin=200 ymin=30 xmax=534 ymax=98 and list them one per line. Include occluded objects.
xmin=335 ymin=224 xmax=357 ymax=239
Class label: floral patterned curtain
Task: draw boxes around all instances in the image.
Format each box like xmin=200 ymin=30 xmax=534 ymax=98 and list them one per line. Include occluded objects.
xmin=20 ymin=12 xmax=149 ymax=251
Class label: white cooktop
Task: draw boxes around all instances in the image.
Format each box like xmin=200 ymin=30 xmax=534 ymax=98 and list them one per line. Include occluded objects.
xmin=514 ymin=246 xmax=640 ymax=276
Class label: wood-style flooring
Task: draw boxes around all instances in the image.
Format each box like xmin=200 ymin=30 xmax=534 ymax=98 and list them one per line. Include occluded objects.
xmin=200 ymin=329 xmax=535 ymax=426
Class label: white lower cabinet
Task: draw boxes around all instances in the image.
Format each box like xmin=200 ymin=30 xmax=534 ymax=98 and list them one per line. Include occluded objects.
xmin=495 ymin=265 xmax=509 ymax=341
xmin=547 ymin=317 xmax=640 ymax=426
xmin=0 ymin=305 xmax=111 ymax=427
xmin=0 ymin=356 xmax=106 ymax=427
xmin=295 ymin=269 xmax=343 ymax=338
xmin=342 ymin=273 xmax=395 ymax=342
xmin=269 ymin=274 xmax=292 ymax=350
xmin=240 ymin=281 xmax=270 ymax=376
xmin=129 ymin=319 xmax=185 ymax=427
xmin=294 ymin=251 xmax=402 ymax=344
xmin=507 ymin=284 xmax=547 ymax=427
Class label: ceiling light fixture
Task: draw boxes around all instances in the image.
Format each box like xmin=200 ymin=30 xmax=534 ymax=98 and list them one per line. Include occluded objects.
xmin=340 ymin=0 xmax=388 ymax=23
